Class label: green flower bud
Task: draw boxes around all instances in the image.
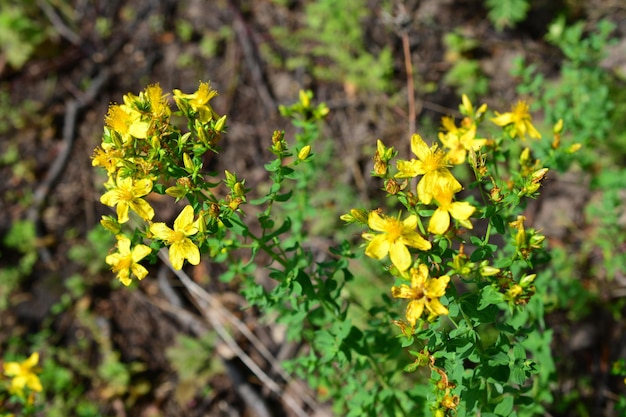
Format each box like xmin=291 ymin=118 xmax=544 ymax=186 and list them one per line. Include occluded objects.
xmin=520 ymin=273 xmax=536 ymax=288
xmin=214 ymin=114 xmax=227 ymax=132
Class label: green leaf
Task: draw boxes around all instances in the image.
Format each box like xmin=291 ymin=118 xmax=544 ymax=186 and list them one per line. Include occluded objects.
xmin=491 ymin=214 xmax=506 ymax=234
xmin=479 ymin=286 xmax=505 ymax=310
xmin=510 ymin=363 xmax=529 ymax=385
xmin=488 ymin=352 xmax=509 ymax=366
xmin=494 ymin=395 xmax=514 ymax=416
xmin=274 ymin=189 xmax=293 ymax=202
xmin=512 ymin=344 xmax=526 ymax=361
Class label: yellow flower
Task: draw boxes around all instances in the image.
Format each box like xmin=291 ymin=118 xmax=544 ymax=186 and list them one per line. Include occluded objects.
xmin=391 ymin=264 xmax=450 ymax=325
xmin=173 ymin=81 xmax=219 ymax=123
xmin=105 ymin=235 xmax=152 ymax=286
xmin=428 ymin=183 xmax=475 ymax=235
xmin=105 ymin=104 xmax=149 ymax=143
xmin=100 ymin=175 xmax=155 ymax=223
xmin=491 ymin=100 xmax=541 ymax=140
xmin=438 ymin=125 xmax=486 ymax=165
xmin=150 ymin=205 xmax=200 ymax=270
xmin=3 ymin=352 xmax=43 ymax=398
xmin=396 ymin=134 xmax=462 ymax=204
xmin=364 ymin=211 xmax=431 ymax=272
xmin=144 ymin=83 xmax=171 ymax=119
xmin=91 ymin=145 xmax=123 ymax=176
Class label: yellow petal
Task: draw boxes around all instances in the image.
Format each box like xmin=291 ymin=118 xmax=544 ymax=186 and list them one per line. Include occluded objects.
xmin=367 ymin=211 xmax=386 ymax=232
xmin=3 ymin=362 xmax=21 ymax=376
xmin=391 ymin=284 xmax=415 ymax=299
xmin=402 ymin=215 xmax=418 ymax=230
xmin=174 ymin=205 xmax=196 ymax=234
xmin=417 ymin=176 xmax=433 ymax=205
xmin=169 ymin=239 xmax=200 ymax=269
xmin=365 ymin=234 xmax=390 ymax=260
xmin=403 ymin=231 xmax=432 ymax=251
xmin=449 ymin=202 xmax=475 ymax=221
xmin=406 ymin=299 xmax=425 ymax=325
xmin=526 ymin=122 xmax=541 ymax=139
xmin=129 ymin=121 xmax=149 ymax=139
xmin=26 ymin=374 xmax=42 ymax=392
xmin=23 ymin=353 xmax=39 ymax=369
xmin=491 ymin=113 xmax=514 ymax=126
xmin=131 ymin=263 xmax=149 ymax=280
xmin=426 ymin=298 xmax=449 ymax=316
xmin=410 ymin=134 xmax=430 ymax=161
xmin=426 ymin=275 xmax=450 ymax=298
xmin=150 ymin=223 xmax=176 ymax=242
xmin=412 ymin=264 xmax=429 ymax=288
xmin=179 ymin=238 xmax=200 ymax=265
xmin=100 ymin=189 xmax=121 ymax=207
xmin=116 ymin=201 xmax=130 ymax=224
xmin=117 ymin=270 xmax=132 ymax=286
xmin=116 ymin=236 xmax=132 ymax=255
xmin=396 ymin=159 xmax=423 ymax=178
xmin=133 ymin=178 xmax=153 ymax=197
xmin=428 ymin=208 xmax=450 ymax=235
xmin=130 ymin=198 xmax=155 ymax=221
xmin=131 ymin=244 xmax=152 ymax=263
xmin=168 ymin=244 xmax=185 ymax=270
xmin=389 ymin=240 xmax=412 ymax=272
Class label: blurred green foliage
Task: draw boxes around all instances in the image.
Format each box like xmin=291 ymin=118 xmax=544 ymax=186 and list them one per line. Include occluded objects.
xmin=267 ymin=0 xmax=393 ymax=93
xmin=0 ymin=0 xmax=48 ymax=69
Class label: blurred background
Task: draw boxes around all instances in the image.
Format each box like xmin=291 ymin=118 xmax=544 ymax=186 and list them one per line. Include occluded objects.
xmin=1 ymin=0 xmax=626 ymax=416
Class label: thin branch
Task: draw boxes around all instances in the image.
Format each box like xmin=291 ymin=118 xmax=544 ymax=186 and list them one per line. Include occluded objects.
xmin=402 ymin=30 xmax=416 ymax=135
xmin=157 ymin=249 xmax=327 ymax=417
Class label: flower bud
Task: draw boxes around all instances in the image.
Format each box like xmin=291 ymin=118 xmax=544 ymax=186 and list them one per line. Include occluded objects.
xmin=480 ymin=263 xmax=500 ymax=277
xmin=476 ymin=103 xmax=488 ymax=117
xmin=228 ymin=197 xmax=243 ymax=211
xmin=507 ymin=284 xmax=523 ymax=298
xmin=531 ymin=168 xmax=549 ymax=183
xmin=490 ymin=186 xmax=503 ymax=202
xmin=373 ymin=154 xmax=387 ymax=176
xmin=183 ymin=153 xmax=194 ymax=171
xmin=520 ymin=147 xmax=531 ymax=166
xmin=165 ymin=185 xmax=186 ymax=199
xmin=298 ymin=145 xmax=311 ymax=161
xmin=299 ymin=89 xmax=310 ymax=108
xmin=214 ymin=114 xmax=227 ymax=132
xmin=224 ymin=170 xmax=236 ymax=185
xmin=567 ymin=143 xmax=582 ymax=153
xmin=529 ymin=233 xmax=545 ymax=248
xmin=520 ymin=273 xmax=536 ymax=288
xmin=209 ymin=202 xmax=220 ymax=218
xmin=180 ymin=131 xmax=191 ymax=145
xmin=271 ymin=130 xmax=285 ymax=153
xmin=442 ymin=393 xmax=460 ymax=410
xmin=385 ymin=178 xmax=400 ymax=195
xmin=234 ymin=182 xmax=246 ymax=198
xmin=100 ymin=216 xmax=121 ymax=234
xmin=340 ymin=208 xmax=368 ymax=224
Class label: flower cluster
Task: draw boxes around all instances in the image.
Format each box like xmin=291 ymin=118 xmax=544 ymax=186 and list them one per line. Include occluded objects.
xmin=348 ymin=95 xmax=547 ymax=327
xmin=93 ymin=82 xmax=241 ymax=285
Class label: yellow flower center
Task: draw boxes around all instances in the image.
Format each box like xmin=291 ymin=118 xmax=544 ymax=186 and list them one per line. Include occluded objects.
xmin=512 ymin=101 xmax=530 ymax=122
xmin=386 ymin=219 xmax=404 ymax=242
xmin=172 ymin=230 xmax=185 ymax=242
xmin=422 ymin=148 xmax=447 ymax=172
xmin=113 ymin=256 xmax=132 ymax=272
